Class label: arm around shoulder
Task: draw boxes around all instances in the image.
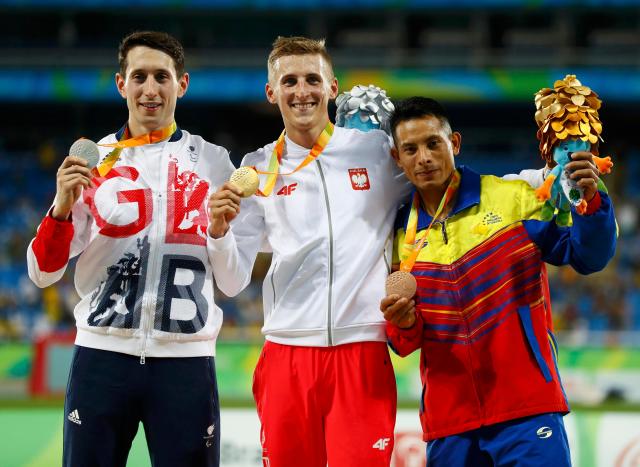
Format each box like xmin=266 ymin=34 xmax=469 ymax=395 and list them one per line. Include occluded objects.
xmin=503 ymin=167 xmax=546 ymax=188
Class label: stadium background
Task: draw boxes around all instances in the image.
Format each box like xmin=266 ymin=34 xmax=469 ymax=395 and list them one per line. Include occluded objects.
xmin=1 ymin=1 xmax=639 ymax=465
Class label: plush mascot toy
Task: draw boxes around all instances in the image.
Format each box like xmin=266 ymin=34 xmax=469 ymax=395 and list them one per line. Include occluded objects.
xmin=533 ymin=74 xmax=613 ymax=225
xmin=335 ymin=84 xmax=394 ymax=135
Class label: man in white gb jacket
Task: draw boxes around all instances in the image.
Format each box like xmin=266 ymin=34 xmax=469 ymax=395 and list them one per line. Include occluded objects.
xmin=26 ymin=31 xmax=234 ymax=467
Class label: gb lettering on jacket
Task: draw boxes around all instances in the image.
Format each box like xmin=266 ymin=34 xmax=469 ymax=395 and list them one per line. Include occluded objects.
xmin=84 ymin=159 xmax=208 ymax=244
xmin=81 ymin=158 xmax=212 ymax=334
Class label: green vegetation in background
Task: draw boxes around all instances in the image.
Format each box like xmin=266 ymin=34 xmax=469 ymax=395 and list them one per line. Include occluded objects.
xmin=0 ymin=344 xmax=31 ymax=379
xmin=0 ymin=408 xmax=150 ymax=467
xmin=1 ymin=343 xmax=639 ymax=402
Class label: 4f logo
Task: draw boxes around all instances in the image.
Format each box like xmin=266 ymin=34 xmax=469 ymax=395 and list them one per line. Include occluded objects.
xmin=372 ymin=438 xmax=391 ymax=451
xmin=349 ymin=168 xmax=370 ymax=190
xmin=277 ymin=183 xmax=298 ymax=196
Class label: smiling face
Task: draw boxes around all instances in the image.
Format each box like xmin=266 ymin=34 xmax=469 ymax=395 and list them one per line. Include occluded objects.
xmin=115 ymin=46 xmax=189 ymax=137
xmin=392 ymin=116 xmax=461 ymax=207
xmin=266 ymin=53 xmax=338 ymax=146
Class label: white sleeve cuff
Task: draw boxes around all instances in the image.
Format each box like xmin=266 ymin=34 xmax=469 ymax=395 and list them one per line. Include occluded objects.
xmin=207 ymin=229 xmax=235 ymax=251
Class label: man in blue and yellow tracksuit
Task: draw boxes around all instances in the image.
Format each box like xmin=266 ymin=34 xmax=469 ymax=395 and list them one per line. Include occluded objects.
xmin=380 ymin=97 xmax=616 ymax=466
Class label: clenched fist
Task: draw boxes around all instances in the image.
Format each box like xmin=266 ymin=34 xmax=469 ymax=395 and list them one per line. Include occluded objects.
xmin=207 ymin=182 xmax=243 ymax=239
xmin=52 ymin=156 xmax=94 ymax=221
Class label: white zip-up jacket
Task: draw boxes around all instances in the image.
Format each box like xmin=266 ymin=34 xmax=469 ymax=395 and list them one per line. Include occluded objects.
xmin=210 ymin=126 xmax=410 ymax=346
xmin=27 ymin=127 xmax=235 ymax=359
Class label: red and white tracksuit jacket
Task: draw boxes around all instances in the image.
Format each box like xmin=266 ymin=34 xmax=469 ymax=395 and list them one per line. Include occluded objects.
xmin=27 ymin=127 xmax=235 ymax=359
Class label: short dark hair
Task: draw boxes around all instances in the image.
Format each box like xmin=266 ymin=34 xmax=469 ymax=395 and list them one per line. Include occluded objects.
xmin=390 ymin=97 xmax=453 ymax=144
xmin=118 ymin=31 xmax=185 ymax=77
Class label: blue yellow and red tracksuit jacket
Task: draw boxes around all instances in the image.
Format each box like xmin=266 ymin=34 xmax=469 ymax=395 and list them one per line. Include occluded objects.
xmin=387 ymin=165 xmax=617 ymax=442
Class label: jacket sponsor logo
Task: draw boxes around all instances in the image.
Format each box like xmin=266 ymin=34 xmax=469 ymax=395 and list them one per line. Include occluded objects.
xmin=372 ymin=438 xmax=391 ymax=450
xmin=349 ymin=168 xmax=370 ymax=190
xmin=276 ymin=183 xmax=297 ymax=196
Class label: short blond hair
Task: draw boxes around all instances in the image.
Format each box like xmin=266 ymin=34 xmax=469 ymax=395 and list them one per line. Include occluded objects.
xmin=267 ymin=36 xmax=334 ymax=82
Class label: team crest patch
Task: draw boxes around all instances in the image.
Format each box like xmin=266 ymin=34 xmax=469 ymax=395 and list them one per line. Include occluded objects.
xmin=471 ymin=211 xmax=504 ymax=235
xmin=348 ymin=168 xmax=370 ymax=190
xmin=482 ymin=211 xmax=503 ymax=225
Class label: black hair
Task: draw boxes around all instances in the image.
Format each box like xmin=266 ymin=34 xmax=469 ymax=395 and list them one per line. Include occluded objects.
xmin=389 ymin=96 xmax=453 ymax=144
xmin=118 ymin=31 xmax=185 ymax=76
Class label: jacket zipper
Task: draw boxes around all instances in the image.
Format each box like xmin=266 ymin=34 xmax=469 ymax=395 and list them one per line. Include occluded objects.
xmin=270 ymin=260 xmax=278 ymax=309
xmin=439 ymin=220 xmax=448 ymax=244
xmin=383 ymin=232 xmax=392 ymax=274
xmin=316 ymin=160 xmax=334 ymax=346
xmin=140 ymin=190 xmax=163 ymax=364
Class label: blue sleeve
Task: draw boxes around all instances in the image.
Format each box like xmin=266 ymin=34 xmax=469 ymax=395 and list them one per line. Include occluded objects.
xmin=523 ymin=192 xmax=617 ymax=274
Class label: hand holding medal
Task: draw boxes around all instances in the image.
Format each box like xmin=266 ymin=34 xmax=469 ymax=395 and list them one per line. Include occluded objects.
xmin=51 ymin=137 xmax=101 ymax=221
xmin=385 ymin=270 xmax=417 ymax=300
xmin=69 ymin=138 xmax=100 ymax=172
xmin=383 ymin=271 xmax=418 ymax=329
xmin=382 ymin=171 xmax=461 ymax=329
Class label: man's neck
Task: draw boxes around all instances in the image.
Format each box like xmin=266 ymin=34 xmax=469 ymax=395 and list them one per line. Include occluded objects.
xmin=418 ymin=187 xmax=448 ymax=219
xmin=417 ymin=170 xmax=458 ymax=220
xmin=284 ymin=117 xmax=330 ymax=149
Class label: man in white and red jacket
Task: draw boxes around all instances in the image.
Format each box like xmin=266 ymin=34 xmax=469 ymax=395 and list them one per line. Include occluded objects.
xmin=208 ymin=36 xmax=408 ymax=467
xmin=27 ymin=31 xmax=234 ymax=467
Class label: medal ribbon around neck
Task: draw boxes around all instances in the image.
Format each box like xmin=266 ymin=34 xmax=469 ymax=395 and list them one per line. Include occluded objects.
xmin=95 ymin=122 xmax=178 ymax=177
xmin=254 ymin=122 xmax=334 ymax=197
xmin=400 ymin=169 xmax=461 ymax=273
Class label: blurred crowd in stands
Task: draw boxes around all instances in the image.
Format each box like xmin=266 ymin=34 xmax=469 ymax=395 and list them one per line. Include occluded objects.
xmin=0 ymin=136 xmax=638 ymax=345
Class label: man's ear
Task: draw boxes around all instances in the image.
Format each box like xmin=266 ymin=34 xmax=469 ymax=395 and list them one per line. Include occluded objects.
xmin=115 ymin=73 xmax=126 ymax=99
xmin=177 ymin=73 xmax=189 ymax=99
xmin=265 ymin=82 xmax=277 ymax=104
xmin=391 ymin=146 xmax=401 ymax=168
xmin=451 ymin=131 xmax=462 ymax=156
xmin=328 ymin=77 xmax=339 ymax=100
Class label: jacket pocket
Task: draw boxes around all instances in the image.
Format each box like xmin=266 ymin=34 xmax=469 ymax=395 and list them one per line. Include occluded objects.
xmin=517 ymin=305 xmax=553 ymax=383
